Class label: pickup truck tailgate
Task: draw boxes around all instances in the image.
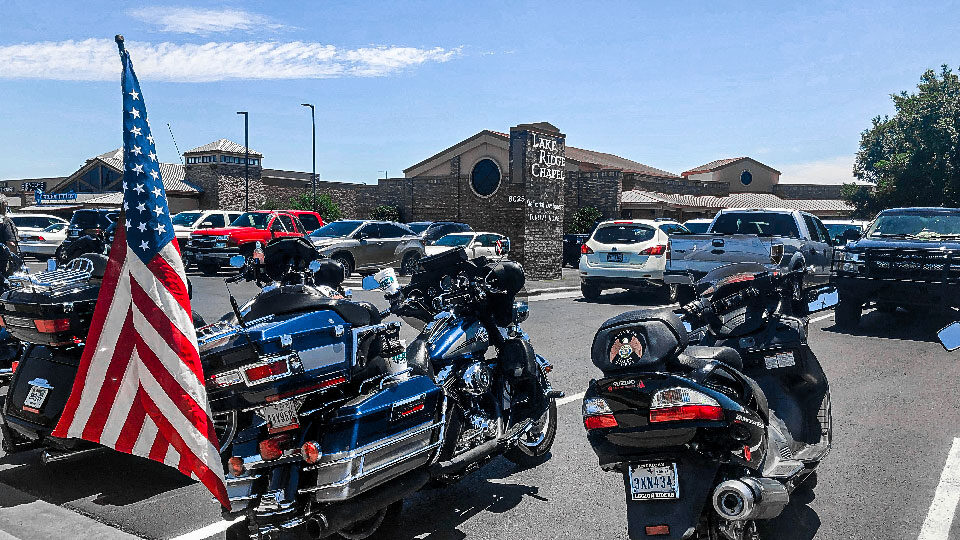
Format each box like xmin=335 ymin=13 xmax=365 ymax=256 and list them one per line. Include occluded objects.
xmin=669 ymin=234 xmax=775 ymax=277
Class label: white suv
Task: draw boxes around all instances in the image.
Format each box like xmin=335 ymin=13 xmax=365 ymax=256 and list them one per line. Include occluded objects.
xmin=578 ymin=219 xmax=689 ymax=302
xmin=171 ymin=210 xmax=242 ymax=242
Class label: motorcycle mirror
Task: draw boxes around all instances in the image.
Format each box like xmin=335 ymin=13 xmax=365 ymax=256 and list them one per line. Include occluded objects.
xmin=343 ymin=288 xmax=353 ymax=299
xmin=308 ymin=259 xmax=322 ymax=272
xmin=807 ymin=288 xmax=838 ymax=313
xmin=362 ymin=275 xmax=381 ymax=290
xmin=46 ymin=258 xmax=57 ymax=272
xmin=938 ymin=321 xmax=960 ymax=351
xmin=228 ymin=255 xmax=246 ymax=268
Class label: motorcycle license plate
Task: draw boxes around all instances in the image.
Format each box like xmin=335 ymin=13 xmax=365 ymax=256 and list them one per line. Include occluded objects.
xmin=261 ymin=401 xmax=299 ymax=434
xmin=629 ymin=462 xmax=679 ymax=501
xmin=23 ymin=385 xmax=50 ymax=412
xmin=607 ymin=253 xmax=624 ymax=263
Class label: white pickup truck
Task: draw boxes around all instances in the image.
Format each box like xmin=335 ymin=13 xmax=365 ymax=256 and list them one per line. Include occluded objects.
xmin=664 ymin=209 xmax=836 ymax=304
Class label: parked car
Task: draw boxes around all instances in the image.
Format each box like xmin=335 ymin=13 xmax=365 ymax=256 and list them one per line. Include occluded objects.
xmin=406 ymin=221 xmax=433 ymax=236
xmin=56 ymin=209 xmax=118 ymax=261
xmin=682 ymin=217 xmax=713 ymax=233
xmin=185 ymin=210 xmax=315 ymax=275
xmin=562 ymin=233 xmax=590 ymax=268
xmin=308 ymin=219 xmax=425 ymax=277
xmin=8 ymin=213 xmax=67 ymax=235
xmin=832 ymin=207 xmax=960 ymax=327
xmin=18 ymin=222 xmax=68 ymax=259
xmin=664 ymin=208 xmax=835 ymax=308
xmin=425 ymin=232 xmax=510 ymax=258
xmin=822 ymin=218 xmax=870 ymax=245
xmin=420 ymin=221 xmax=473 ymax=244
xmin=578 ymin=219 xmax=689 ymax=302
xmin=171 ymin=210 xmax=242 ymax=243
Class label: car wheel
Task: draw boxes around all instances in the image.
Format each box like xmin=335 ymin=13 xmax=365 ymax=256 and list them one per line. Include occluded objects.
xmin=400 ymin=252 xmax=421 ymax=276
xmin=199 ymin=262 xmax=220 ymax=276
xmin=581 ymin=282 xmax=601 ymax=301
xmin=332 ymin=253 xmax=353 ymax=279
xmin=835 ymin=298 xmax=862 ymax=329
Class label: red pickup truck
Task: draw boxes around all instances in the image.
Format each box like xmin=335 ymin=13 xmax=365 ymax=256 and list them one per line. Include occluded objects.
xmin=184 ymin=210 xmax=324 ymax=275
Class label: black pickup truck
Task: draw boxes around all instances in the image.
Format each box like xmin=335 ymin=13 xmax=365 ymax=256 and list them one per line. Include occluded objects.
xmin=832 ymin=207 xmax=960 ymax=328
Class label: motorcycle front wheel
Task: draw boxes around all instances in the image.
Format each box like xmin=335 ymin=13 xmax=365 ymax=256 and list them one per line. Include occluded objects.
xmin=504 ymin=398 xmax=558 ymax=467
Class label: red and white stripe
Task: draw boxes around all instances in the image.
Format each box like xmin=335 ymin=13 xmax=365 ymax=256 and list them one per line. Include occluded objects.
xmin=52 ymin=226 xmax=228 ymax=507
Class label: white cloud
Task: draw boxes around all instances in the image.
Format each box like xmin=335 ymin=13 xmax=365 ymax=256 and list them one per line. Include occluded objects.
xmin=128 ymin=6 xmax=285 ymax=35
xmin=778 ymin=155 xmax=870 ymax=185
xmin=0 ymin=39 xmax=460 ymax=82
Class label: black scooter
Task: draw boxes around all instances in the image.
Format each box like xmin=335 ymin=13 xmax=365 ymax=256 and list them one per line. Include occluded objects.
xmin=582 ymin=263 xmax=835 ymax=540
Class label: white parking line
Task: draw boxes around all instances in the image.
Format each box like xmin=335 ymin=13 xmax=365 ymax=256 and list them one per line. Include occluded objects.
xmin=167 ymin=516 xmax=245 ymax=540
xmin=919 ymin=438 xmax=960 ymax=540
xmin=557 ymin=392 xmax=585 ymax=407
xmin=527 ymin=291 xmax=582 ymax=302
xmin=809 ymin=311 xmax=835 ymax=324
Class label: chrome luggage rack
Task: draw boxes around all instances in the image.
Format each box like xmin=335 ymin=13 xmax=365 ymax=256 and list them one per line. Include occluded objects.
xmin=8 ymin=258 xmax=94 ymax=295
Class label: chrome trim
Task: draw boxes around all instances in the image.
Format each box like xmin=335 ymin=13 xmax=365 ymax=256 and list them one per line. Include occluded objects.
xmin=298 ymin=441 xmax=441 ymax=494
xmin=225 ymin=473 xmax=261 ymax=485
xmin=302 ymin=420 xmax=442 ymax=469
xmin=229 ymin=494 xmax=259 ymax=502
xmin=379 ymin=368 xmax=413 ymax=390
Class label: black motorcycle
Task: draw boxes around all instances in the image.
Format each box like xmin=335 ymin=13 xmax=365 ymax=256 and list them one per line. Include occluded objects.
xmin=582 ymin=263 xmax=834 ymax=540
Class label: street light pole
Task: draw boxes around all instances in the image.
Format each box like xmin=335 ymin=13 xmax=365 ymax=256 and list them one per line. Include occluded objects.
xmin=301 ymin=103 xmax=316 ymax=211
xmin=236 ymin=111 xmax=249 ymax=211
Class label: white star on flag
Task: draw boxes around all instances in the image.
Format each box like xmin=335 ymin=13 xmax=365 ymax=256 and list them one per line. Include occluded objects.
xmin=152 ymin=186 xmax=162 ymax=197
xmin=134 ymin=183 xmax=145 ymax=194
xmin=131 ymin=145 xmax=142 ymax=156
xmin=156 ymin=223 xmax=166 ymax=234
xmin=146 ymin=134 xmax=154 ymax=144
xmin=123 ymin=201 xmax=129 ymax=210
xmin=149 ymin=170 xmax=159 ymax=180
xmin=129 ymin=108 xmax=141 ymax=119
xmin=148 ymin=152 xmax=157 ymax=162
xmin=129 ymin=89 xmax=139 ymax=100
xmin=139 ymin=240 xmax=149 ymax=251
xmin=154 ymin=205 xmax=164 ymax=216
xmin=132 ymin=164 xmax=144 ymax=175
xmin=130 ymin=126 xmax=142 ymax=136
xmin=125 ymin=219 xmax=131 ymax=229
xmin=138 ymin=222 xmax=147 ymax=232
xmin=136 ymin=202 xmax=146 ymax=212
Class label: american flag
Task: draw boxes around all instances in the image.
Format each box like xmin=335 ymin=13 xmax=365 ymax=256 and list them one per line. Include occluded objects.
xmin=52 ymin=36 xmax=228 ymax=508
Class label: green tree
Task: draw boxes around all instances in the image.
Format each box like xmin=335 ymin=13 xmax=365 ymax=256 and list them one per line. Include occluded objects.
xmin=570 ymin=206 xmax=602 ymax=233
xmin=371 ymin=204 xmax=400 ymax=222
xmin=847 ymin=65 xmax=960 ymax=216
xmin=287 ymin=192 xmax=342 ymax=223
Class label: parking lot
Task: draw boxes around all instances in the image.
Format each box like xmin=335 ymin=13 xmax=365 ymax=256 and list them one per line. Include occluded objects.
xmin=1 ymin=266 xmax=959 ymax=539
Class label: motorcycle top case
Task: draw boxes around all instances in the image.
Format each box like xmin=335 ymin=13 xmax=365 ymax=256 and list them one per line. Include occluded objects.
xmin=304 ymin=374 xmax=444 ymax=502
xmin=201 ymin=308 xmax=359 ymax=411
xmin=0 ymin=283 xmax=98 ymax=346
xmin=3 ymin=345 xmax=83 ymax=442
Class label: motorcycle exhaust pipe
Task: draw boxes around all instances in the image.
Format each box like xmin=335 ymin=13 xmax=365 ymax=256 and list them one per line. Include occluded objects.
xmin=712 ymin=477 xmax=789 ymax=521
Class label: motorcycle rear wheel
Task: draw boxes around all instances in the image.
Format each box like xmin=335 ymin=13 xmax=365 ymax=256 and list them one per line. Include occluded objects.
xmin=335 ymin=500 xmax=402 ymax=540
xmin=504 ymin=399 xmax=558 ymax=467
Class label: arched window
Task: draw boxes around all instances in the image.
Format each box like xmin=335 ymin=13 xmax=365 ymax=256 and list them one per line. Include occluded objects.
xmin=470 ymin=158 xmax=501 ymax=197
xmin=740 ymin=169 xmax=753 ymax=186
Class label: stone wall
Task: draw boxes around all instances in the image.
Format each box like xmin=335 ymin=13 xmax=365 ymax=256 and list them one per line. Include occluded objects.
xmin=564 ymin=170 xmax=622 ymax=231
xmin=185 ymin=162 xmax=262 ymax=210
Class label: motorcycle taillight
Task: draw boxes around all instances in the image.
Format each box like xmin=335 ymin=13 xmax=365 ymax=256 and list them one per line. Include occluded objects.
xmin=649 ymin=387 xmax=724 ymax=423
xmin=582 ymin=397 xmax=618 ymax=430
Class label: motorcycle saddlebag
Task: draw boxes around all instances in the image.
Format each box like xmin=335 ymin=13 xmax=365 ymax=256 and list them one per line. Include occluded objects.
xmin=303 ymin=374 xmax=443 ymax=502
xmin=0 ymin=285 xmax=98 ymax=346
xmin=2 ymin=345 xmax=83 ymax=443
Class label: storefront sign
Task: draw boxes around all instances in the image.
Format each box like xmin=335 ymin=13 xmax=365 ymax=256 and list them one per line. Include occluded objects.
xmin=22 ymin=181 xmax=46 ymax=193
xmin=530 ymin=133 xmax=566 ymax=180
xmin=35 ymin=190 xmax=77 ymax=204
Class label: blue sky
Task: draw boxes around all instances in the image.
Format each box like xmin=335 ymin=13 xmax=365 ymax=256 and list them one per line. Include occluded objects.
xmin=2 ymin=0 xmax=958 ymax=185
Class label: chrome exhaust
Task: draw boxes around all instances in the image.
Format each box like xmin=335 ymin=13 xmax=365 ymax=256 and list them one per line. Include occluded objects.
xmin=41 ymin=446 xmax=106 ymax=465
xmin=712 ymin=477 xmax=788 ymax=521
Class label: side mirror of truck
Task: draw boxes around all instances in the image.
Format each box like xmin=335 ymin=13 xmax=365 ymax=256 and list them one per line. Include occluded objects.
xmin=938 ymin=322 xmax=960 ymax=351
xmin=807 ymin=287 xmax=838 ymax=313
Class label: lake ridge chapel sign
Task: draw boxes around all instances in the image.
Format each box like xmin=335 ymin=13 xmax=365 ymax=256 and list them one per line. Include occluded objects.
xmin=509 ymin=122 xmax=566 ymax=280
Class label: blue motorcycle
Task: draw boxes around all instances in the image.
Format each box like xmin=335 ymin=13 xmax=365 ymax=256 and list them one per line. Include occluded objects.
xmin=205 ymin=240 xmax=559 ymax=539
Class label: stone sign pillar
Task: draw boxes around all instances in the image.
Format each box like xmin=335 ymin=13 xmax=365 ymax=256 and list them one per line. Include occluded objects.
xmin=508 ymin=123 xmax=565 ymax=280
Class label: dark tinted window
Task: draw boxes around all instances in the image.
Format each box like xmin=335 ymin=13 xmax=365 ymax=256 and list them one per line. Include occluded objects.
xmin=232 ymin=212 xmax=270 ymax=229
xmin=200 ymin=214 xmax=226 ymax=228
xmin=298 ymin=213 xmax=321 ymax=231
xmin=359 ymin=223 xmax=381 ymax=238
xmin=311 ymin=220 xmax=363 ymax=238
xmin=802 ymin=215 xmax=823 ymax=242
xmin=592 ymin=224 xmax=656 ymax=244
xmin=378 ymin=223 xmax=408 ymax=238
xmin=711 ymin=212 xmax=800 ymax=238
xmin=471 ymin=159 xmax=501 ymax=196
xmin=70 ymin=211 xmax=112 ymax=229
xmin=279 ymin=215 xmax=295 ymax=231
xmin=659 ymin=223 xmax=689 ymax=235
xmin=270 ymin=218 xmax=286 ymax=232
xmin=408 ymin=222 xmax=431 ymax=234
xmin=684 ymin=222 xmax=710 ymax=233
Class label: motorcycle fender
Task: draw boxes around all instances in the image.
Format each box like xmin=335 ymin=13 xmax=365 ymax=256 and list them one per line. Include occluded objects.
xmin=623 ymin=455 xmax=719 ymax=540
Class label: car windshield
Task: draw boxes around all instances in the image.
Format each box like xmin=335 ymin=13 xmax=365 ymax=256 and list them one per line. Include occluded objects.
xmin=171 ymin=212 xmax=202 ymax=226
xmin=825 ymin=223 xmax=862 ymax=240
xmin=310 ymin=220 xmax=363 ymax=238
xmin=592 ymin=224 xmax=656 ymax=244
xmin=710 ymin=212 xmax=801 ymax=237
xmin=71 ymin=211 xmax=109 ymax=229
xmin=867 ymin=211 xmax=960 ymax=239
xmin=434 ymin=234 xmax=474 ymax=246
xmin=230 ymin=212 xmax=271 ymax=229
xmin=408 ymin=223 xmax=431 ymax=234
xmin=43 ymin=223 xmax=66 ymax=233
xmin=684 ymin=222 xmax=710 ymax=234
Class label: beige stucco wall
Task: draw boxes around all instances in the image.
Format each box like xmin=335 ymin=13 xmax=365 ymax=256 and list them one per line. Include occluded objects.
xmin=688 ymin=159 xmax=780 ymax=193
xmin=405 ymin=133 xmax=508 ymax=178
xmin=457 ymin=142 xmax=509 ymax=184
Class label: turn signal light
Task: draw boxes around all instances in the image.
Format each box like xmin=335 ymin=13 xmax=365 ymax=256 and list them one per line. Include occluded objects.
xmin=34 ymin=318 xmax=70 ymax=333
xmin=583 ymin=397 xmax=618 ymax=430
xmin=245 ymin=359 xmax=289 ymax=384
xmin=228 ymin=456 xmax=245 ymax=476
xmin=10 ymin=361 xmax=19 ymax=373
xmin=640 ymin=245 xmax=666 ymax=256
xmin=581 ymin=244 xmax=594 ymax=255
xmin=301 ymin=441 xmax=321 ymax=464
xmin=645 ymin=525 xmax=670 ymax=536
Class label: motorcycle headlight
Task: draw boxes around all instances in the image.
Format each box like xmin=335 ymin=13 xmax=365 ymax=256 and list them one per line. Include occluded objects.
xmin=511 ymin=301 xmax=529 ymax=325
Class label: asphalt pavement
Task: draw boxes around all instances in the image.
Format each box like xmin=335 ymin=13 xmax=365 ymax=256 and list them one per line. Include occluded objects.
xmin=1 ymin=265 xmax=959 ymax=539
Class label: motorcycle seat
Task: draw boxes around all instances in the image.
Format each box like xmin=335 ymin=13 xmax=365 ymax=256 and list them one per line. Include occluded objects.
xmin=244 ymin=286 xmax=382 ymax=327
xmin=677 ymin=345 xmax=744 ymax=372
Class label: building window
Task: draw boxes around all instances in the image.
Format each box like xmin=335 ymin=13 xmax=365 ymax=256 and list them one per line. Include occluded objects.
xmin=470 ymin=158 xmax=501 ymax=197
xmin=740 ymin=169 xmax=753 ymax=186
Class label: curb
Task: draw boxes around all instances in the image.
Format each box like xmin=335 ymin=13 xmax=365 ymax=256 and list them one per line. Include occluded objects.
xmin=522 ymin=285 xmax=580 ymax=297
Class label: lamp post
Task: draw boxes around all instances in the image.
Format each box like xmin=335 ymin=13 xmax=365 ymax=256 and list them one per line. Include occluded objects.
xmin=236 ymin=111 xmax=249 ymax=211
xmin=301 ymin=103 xmax=316 ymax=211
